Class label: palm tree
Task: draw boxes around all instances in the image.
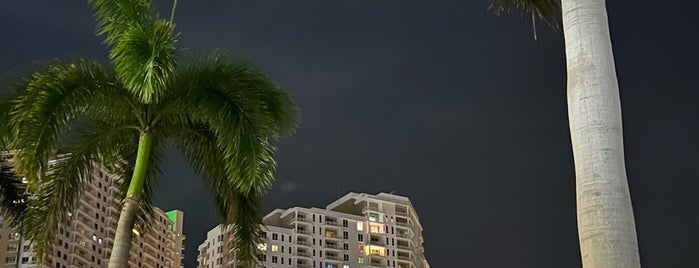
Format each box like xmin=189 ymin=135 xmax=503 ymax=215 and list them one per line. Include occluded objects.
xmin=2 ymin=1 xmax=298 ymax=267
xmin=490 ymin=0 xmax=640 ymax=267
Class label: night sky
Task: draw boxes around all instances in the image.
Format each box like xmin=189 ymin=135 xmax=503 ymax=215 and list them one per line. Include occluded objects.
xmin=2 ymin=1 xmax=699 ymax=267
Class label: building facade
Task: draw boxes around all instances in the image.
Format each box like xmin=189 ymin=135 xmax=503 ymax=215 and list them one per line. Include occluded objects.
xmin=197 ymin=192 xmax=430 ymax=268
xmin=0 ymin=163 xmax=184 ymax=268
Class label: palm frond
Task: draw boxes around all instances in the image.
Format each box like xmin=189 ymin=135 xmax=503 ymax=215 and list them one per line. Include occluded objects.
xmin=489 ymin=0 xmax=561 ymax=30
xmin=7 ymin=59 xmax=122 ymax=184
xmin=228 ymin=191 xmax=264 ymax=267
xmin=110 ymin=20 xmax=177 ymax=104
xmin=0 ymin=97 xmax=12 ymax=147
xmin=87 ymin=0 xmax=157 ymax=46
xmin=165 ymin=120 xmax=264 ymax=266
xmin=168 ymin=52 xmax=299 ymax=195
xmin=0 ymin=154 xmax=28 ymax=226
xmin=20 ymin=122 xmax=137 ymax=260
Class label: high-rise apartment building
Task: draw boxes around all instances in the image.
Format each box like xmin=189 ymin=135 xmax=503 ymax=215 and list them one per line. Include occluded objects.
xmin=197 ymin=192 xmax=430 ymax=268
xmin=0 ymin=163 xmax=185 ymax=268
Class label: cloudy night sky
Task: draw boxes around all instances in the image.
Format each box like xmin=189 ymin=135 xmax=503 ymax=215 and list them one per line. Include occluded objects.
xmin=2 ymin=1 xmax=699 ymax=267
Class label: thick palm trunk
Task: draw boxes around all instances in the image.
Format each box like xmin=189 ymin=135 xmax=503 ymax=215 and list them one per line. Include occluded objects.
xmin=108 ymin=133 xmax=153 ymax=268
xmin=561 ymin=0 xmax=640 ymax=267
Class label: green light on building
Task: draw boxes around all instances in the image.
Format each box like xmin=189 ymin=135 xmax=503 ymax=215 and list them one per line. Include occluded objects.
xmin=166 ymin=210 xmax=178 ymax=231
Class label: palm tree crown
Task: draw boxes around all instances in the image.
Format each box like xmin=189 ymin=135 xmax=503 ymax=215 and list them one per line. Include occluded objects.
xmin=2 ymin=0 xmax=298 ymax=266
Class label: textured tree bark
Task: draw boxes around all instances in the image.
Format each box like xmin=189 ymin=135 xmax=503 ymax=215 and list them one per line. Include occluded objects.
xmin=561 ymin=0 xmax=641 ymax=267
xmin=108 ymin=133 xmax=153 ymax=268
xmin=108 ymin=197 xmax=139 ymax=267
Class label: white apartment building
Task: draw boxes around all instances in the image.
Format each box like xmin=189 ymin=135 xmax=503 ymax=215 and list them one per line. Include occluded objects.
xmin=0 ymin=163 xmax=185 ymax=268
xmin=197 ymin=192 xmax=430 ymax=268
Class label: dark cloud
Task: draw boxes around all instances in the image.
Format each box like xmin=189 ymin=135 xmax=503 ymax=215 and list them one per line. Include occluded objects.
xmin=1 ymin=1 xmax=699 ymax=267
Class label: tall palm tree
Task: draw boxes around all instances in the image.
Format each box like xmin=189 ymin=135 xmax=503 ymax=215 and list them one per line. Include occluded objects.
xmin=490 ymin=0 xmax=640 ymax=267
xmin=2 ymin=1 xmax=298 ymax=267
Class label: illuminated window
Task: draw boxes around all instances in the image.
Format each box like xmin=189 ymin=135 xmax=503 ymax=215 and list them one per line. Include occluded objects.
xmin=370 ymin=225 xmax=380 ymax=234
xmin=358 ymin=257 xmax=364 ymax=264
xmin=271 ymin=245 xmax=279 ymax=252
xmin=356 ymin=222 xmax=364 ymax=231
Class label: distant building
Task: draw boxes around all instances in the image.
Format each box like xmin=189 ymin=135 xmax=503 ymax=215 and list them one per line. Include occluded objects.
xmin=0 ymin=163 xmax=185 ymax=268
xmin=197 ymin=192 xmax=430 ymax=268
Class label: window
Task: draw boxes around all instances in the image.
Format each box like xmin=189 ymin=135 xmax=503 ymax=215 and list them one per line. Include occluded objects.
xmin=272 ymin=233 xmax=279 ymax=240
xmin=271 ymin=245 xmax=279 ymax=252
xmin=358 ymin=257 xmax=364 ymax=264
xmin=343 ymin=232 xmax=349 ymax=239
xmin=343 ymin=265 xmax=350 ymax=268
xmin=343 ymin=243 xmax=349 ymax=250
xmin=5 ymin=256 xmax=16 ymax=264
xmin=356 ymin=222 xmax=364 ymax=231
xmin=343 ymin=254 xmax=349 ymax=261
xmin=342 ymin=219 xmax=348 ymax=227
xmin=357 ymin=234 xmax=364 ymax=242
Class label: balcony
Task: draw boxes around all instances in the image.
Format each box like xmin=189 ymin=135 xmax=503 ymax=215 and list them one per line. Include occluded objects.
xmin=395 ymin=210 xmax=409 ymax=217
xmin=396 ymin=244 xmax=412 ymax=251
xmin=323 ymin=232 xmax=342 ymax=240
xmin=324 ymin=243 xmax=341 ymax=251
xmin=397 ymin=255 xmax=414 ymax=261
xmin=295 ymin=251 xmax=311 ymax=258
xmin=325 ymin=255 xmax=341 ymax=261
xmin=325 ymin=220 xmax=341 ymax=227
xmin=395 ymin=221 xmax=411 ymax=227
xmin=369 ymin=261 xmax=386 ymax=267
xmin=396 ymin=232 xmax=411 ymax=239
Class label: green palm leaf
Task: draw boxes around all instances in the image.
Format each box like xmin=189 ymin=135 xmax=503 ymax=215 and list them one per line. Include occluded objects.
xmin=89 ymin=0 xmax=176 ymax=104
xmin=0 ymin=154 xmax=28 ymax=227
xmin=166 ymin=119 xmax=264 ymax=265
xmin=170 ymin=54 xmax=298 ymax=195
xmin=9 ymin=59 xmax=122 ymax=183
xmin=21 ymin=122 xmax=138 ymax=260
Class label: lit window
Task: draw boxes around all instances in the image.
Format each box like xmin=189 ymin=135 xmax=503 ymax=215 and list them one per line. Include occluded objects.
xmin=343 ymin=265 xmax=350 ymax=268
xmin=358 ymin=257 xmax=364 ymax=264
xmin=271 ymin=245 xmax=279 ymax=252
xmin=356 ymin=222 xmax=364 ymax=231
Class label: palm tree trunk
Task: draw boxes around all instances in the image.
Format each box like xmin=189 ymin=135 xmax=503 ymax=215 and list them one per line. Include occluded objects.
xmin=108 ymin=133 xmax=153 ymax=268
xmin=561 ymin=0 xmax=641 ymax=267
